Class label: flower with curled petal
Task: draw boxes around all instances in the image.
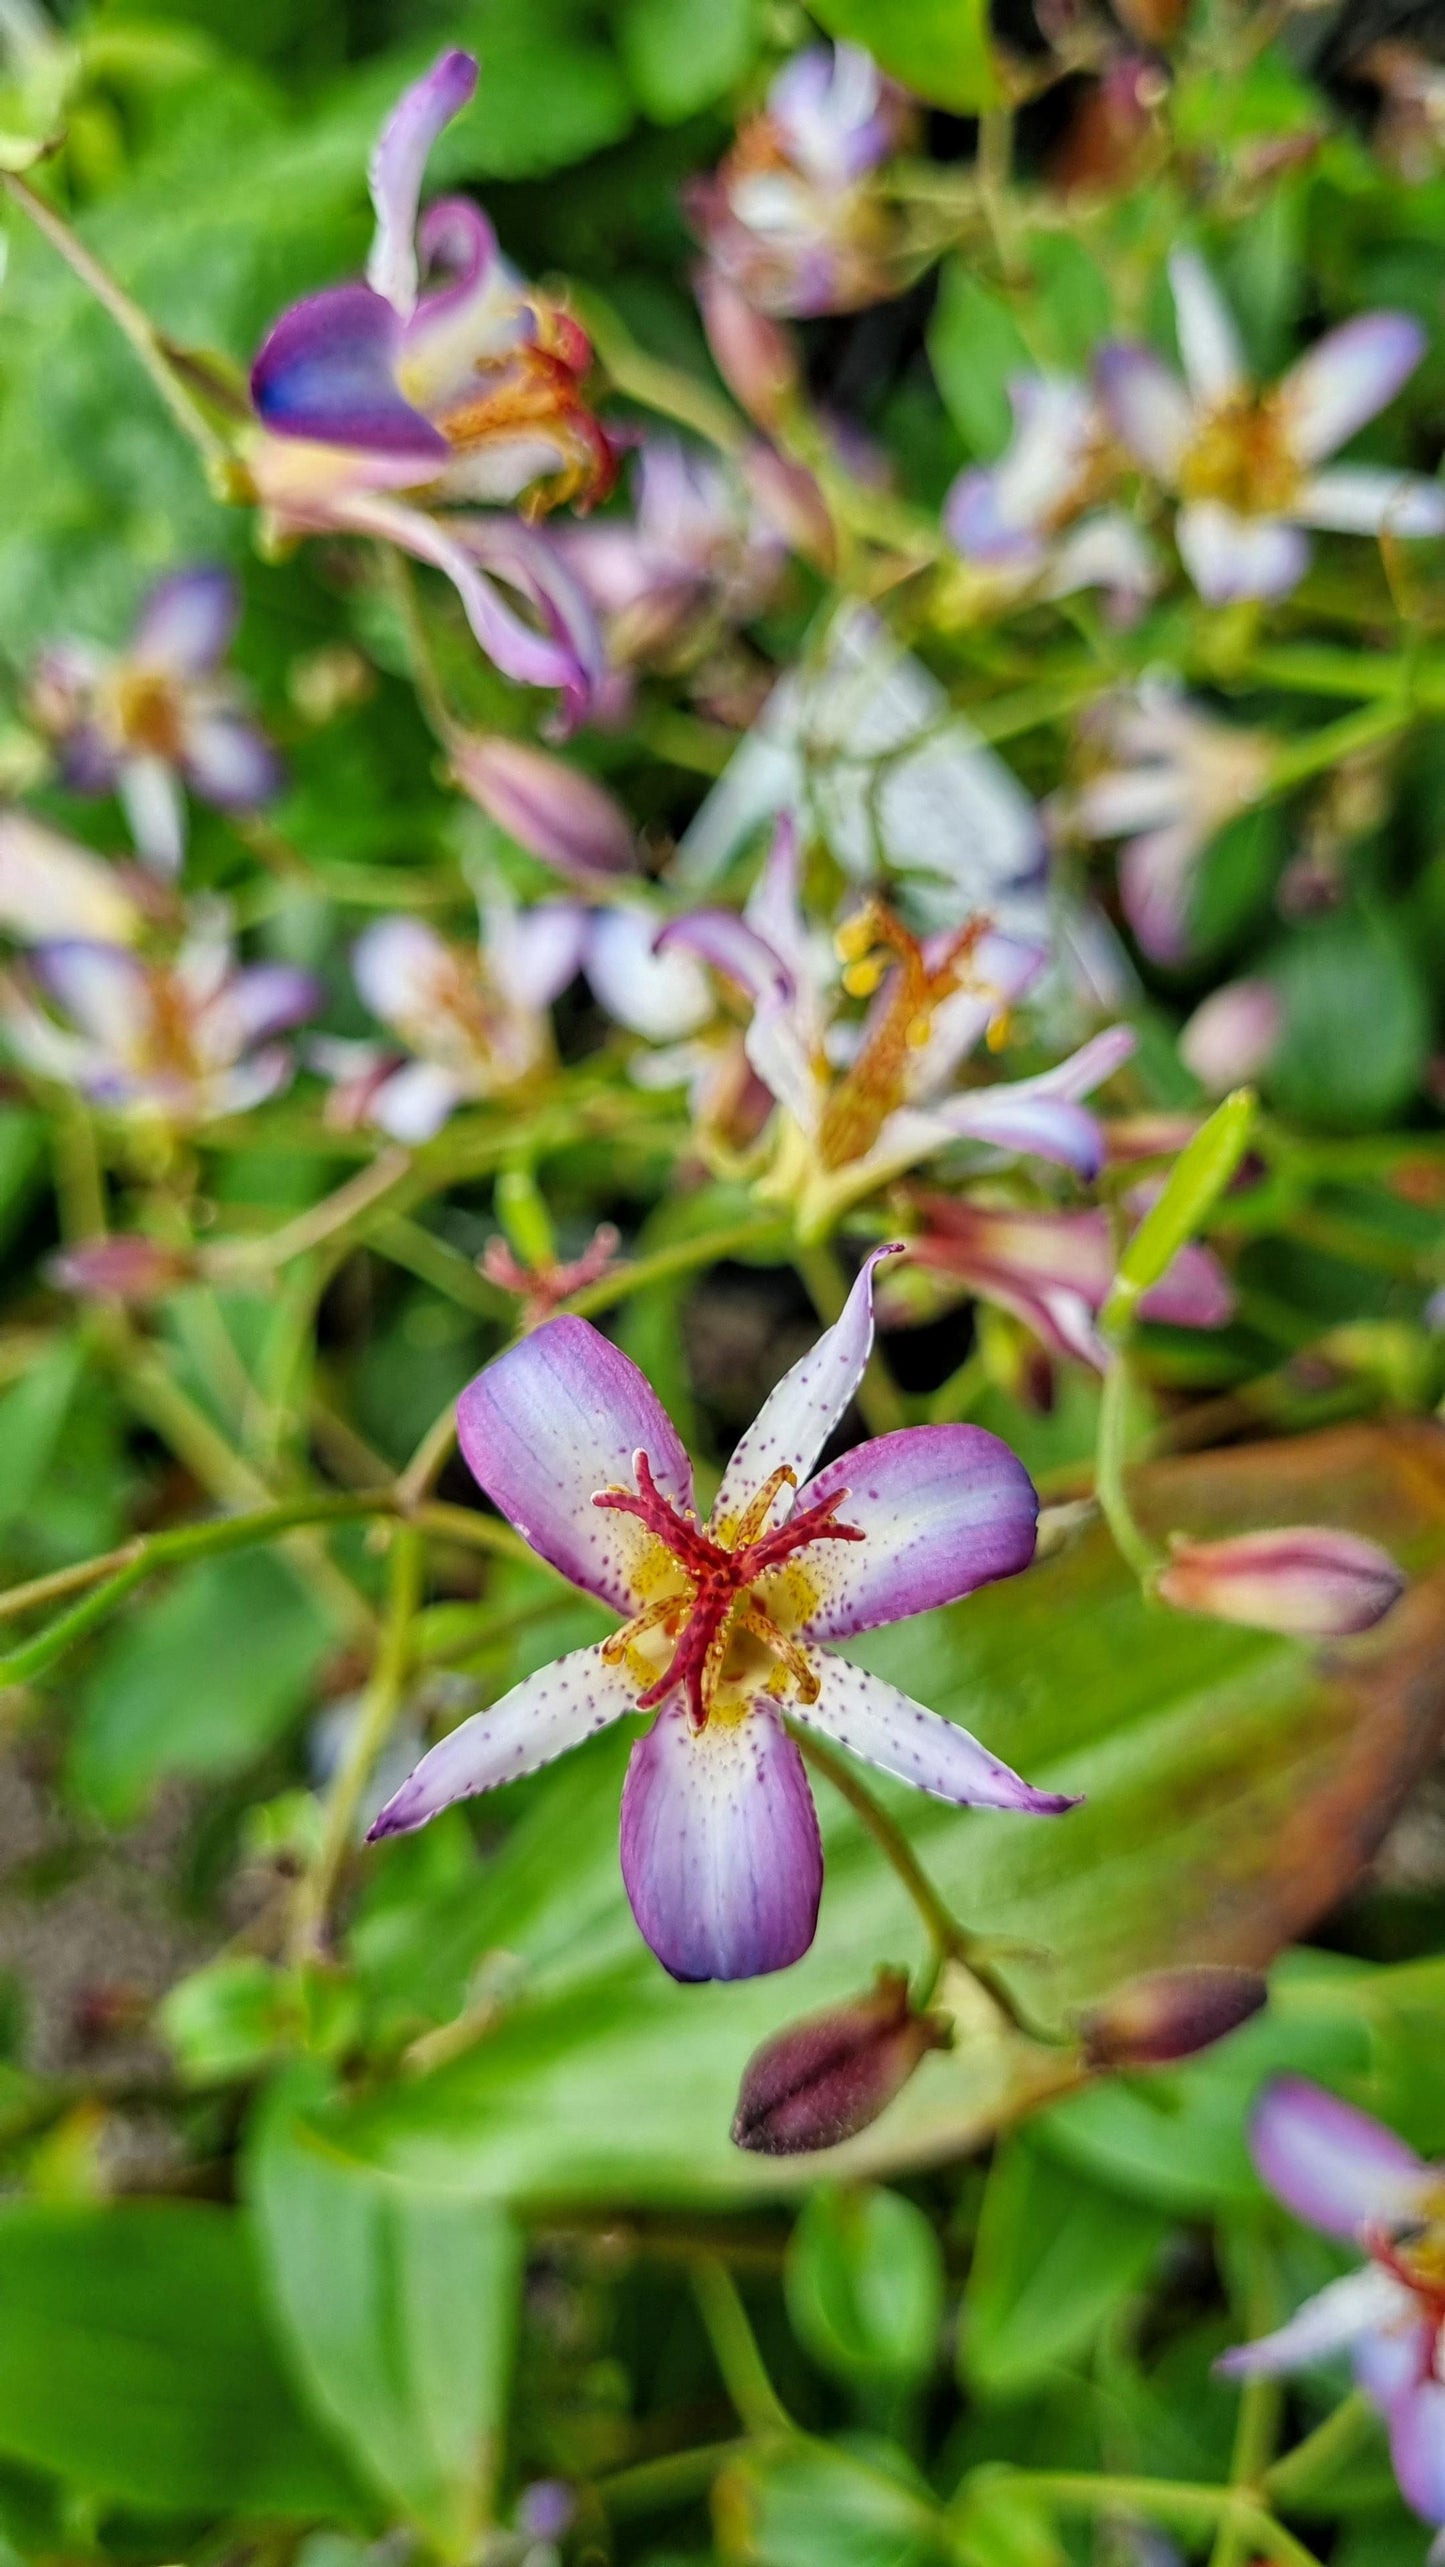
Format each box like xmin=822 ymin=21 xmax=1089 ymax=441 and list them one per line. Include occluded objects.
xmin=1220 ymin=2076 xmax=1445 ymax=2537
xmin=688 ymin=41 xmax=913 ymax=319
xmin=370 ymin=1249 xmax=1074 ymax=1982
xmin=28 ymin=568 xmax=280 ymax=876
xmin=248 ymin=51 xmax=614 ymax=731
xmin=660 ymin=816 xmax=1137 ymax=1235
xmin=0 ymin=908 xmax=318 ymax=1128
xmin=1097 ymin=249 xmax=1445 ymax=603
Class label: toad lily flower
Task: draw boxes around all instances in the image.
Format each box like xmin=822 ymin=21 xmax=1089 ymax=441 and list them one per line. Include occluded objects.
xmin=249 ymin=51 xmax=614 ymax=730
xmin=892 ymin=1191 xmax=1234 ymax=1370
xmin=660 ymin=818 xmax=1137 ymax=1235
xmin=27 ymin=568 xmax=280 ymax=875
xmin=318 ymin=893 xmax=587 ymax=1141
xmin=555 ymin=438 xmax=788 ymax=674
xmin=944 ymin=375 xmax=1158 ymax=625
xmin=1220 ymin=2076 xmax=1445 ymax=2536
xmin=687 ymin=41 xmax=913 ymax=318
xmin=1097 ymin=250 xmax=1445 ymax=602
xmin=0 ymin=912 xmax=318 ymax=1126
xmin=1061 ymin=681 xmax=1272 ymax=965
xmin=370 ymin=1249 xmax=1073 ymax=1981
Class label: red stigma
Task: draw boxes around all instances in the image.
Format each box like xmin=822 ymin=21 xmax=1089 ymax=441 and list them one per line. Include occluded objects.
xmin=594 ymin=1452 xmax=863 ymax=1729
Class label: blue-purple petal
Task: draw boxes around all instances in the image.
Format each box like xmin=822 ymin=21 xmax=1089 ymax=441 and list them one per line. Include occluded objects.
xmin=251 ymin=284 xmax=447 ymax=456
xmin=619 ymin=1701 xmax=823 ymax=1981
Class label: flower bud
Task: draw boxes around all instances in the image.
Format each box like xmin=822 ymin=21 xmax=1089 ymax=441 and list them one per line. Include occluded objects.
xmin=48 ymin=1235 xmax=192 ymax=1302
xmin=1080 ymin=1965 xmax=1267 ymax=2070
xmin=1179 ymin=980 xmax=1282 ymax=1096
xmin=452 ymin=735 xmax=635 ymax=882
xmin=731 ymin=1968 xmax=947 ymax=2157
xmin=1156 ymin=1528 xmax=1406 ymax=1638
xmin=695 ymin=267 xmax=801 ymax=431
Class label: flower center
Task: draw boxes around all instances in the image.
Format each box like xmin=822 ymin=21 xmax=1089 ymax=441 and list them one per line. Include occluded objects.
xmin=1368 ymin=2222 xmax=1445 ymax=2381
xmin=594 ymin=1452 xmax=863 ymax=1731
xmin=1178 ymin=394 xmax=1300 ymax=517
xmin=109 ymin=667 xmax=186 ymax=760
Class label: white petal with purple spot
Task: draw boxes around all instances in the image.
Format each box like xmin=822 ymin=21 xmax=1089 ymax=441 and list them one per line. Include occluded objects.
xmin=711 ymin=1244 xmax=901 ymax=1526
xmin=1177 ymin=502 xmax=1310 ymax=604
xmin=1279 ymin=312 xmax=1425 ymax=465
xmin=1218 ymin=2266 xmax=1412 ymax=2378
xmin=783 ymin=1424 xmax=1038 ymax=1639
xmin=1295 ymin=468 xmax=1445 ymax=537
xmin=789 ymin=1651 xmax=1078 ymax=1813
xmin=619 ymin=1700 xmax=822 ymax=1982
xmin=369 ymin=1640 xmax=636 ymax=1837
xmin=1168 ymin=250 xmax=1246 ymax=405
xmin=1249 ymin=2075 xmax=1431 ymax=2240
xmin=366 ymin=49 xmax=478 ymax=319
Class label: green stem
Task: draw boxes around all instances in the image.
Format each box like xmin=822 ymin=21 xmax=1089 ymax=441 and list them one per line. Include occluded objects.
xmin=998 ymin=2471 xmax=1324 ymax=2567
xmin=292 ymin=1523 xmax=424 ymax=1960
xmin=1 ymin=172 xmax=234 ymax=474
xmin=1094 ymin=1352 xmax=1161 ymax=1586
xmin=791 ymin=1727 xmax=1072 ymax=2047
xmin=0 ymin=1493 xmax=390 ymax=1687
xmin=691 ymin=2257 xmax=795 ymax=2441
xmin=1210 ymin=2232 xmax=1284 ymax=2567
xmin=595 ymin=2440 xmax=748 ymax=2518
xmin=1265 ymin=696 xmax=1414 ymax=793
xmin=1263 ymin=2391 xmax=1376 ymax=2508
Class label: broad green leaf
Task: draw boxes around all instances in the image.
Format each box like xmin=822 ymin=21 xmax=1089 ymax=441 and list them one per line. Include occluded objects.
xmin=160 ymin=1955 xmax=305 ymax=2087
xmin=786 ymin=2187 xmax=944 ymax=2384
xmin=952 ymin=2471 xmax=1068 ymax=2567
xmin=617 ymin=0 xmax=758 ymax=123
xmin=807 ymin=0 xmax=998 ymax=112
xmin=0 ymin=1343 xmax=85 ymax=1535
xmin=1270 ymin=910 xmax=1431 ymax=1129
xmin=719 ymin=2440 xmax=943 ymax=2567
xmin=0 ymin=2202 xmax=359 ymax=2515
xmin=315 ymin=1422 xmax=1445 ymax=2207
xmin=250 ymin=2075 xmax=523 ymax=2554
xmin=927 ymin=266 xmax=1031 ymax=459
xmin=1103 ymin=1091 xmax=1256 ymax=1334
xmin=69 ymin=1548 xmax=334 ymax=1822
xmin=958 ymin=2135 xmax=1167 ymax=2398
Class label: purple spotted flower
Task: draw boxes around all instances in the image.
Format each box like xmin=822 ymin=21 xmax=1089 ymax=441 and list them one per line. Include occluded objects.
xmin=688 ymin=42 xmax=912 ymax=319
xmin=1 ymin=909 xmax=318 ymax=1126
xmin=370 ymin=1249 xmax=1072 ymax=1982
xmin=945 ymin=375 xmax=1158 ymax=625
xmin=660 ymin=817 xmax=1137 ymax=1235
xmin=28 ymin=569 xmax=280 ymax=875
xmin=248 ymin=51 xmax=615 ymax=730
xmin=1097 ymin=250 xmax=1445 ymax=603
xmin=1220 ymin=2076 xmax=1445 ymax=2537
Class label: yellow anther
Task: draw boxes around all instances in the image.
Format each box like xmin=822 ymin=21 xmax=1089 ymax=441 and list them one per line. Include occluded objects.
xmin=842 ymin=956 xmax=886 ymax=999
xmin=906 ymin=1015 xmax=933 ymax=1048
xmin=835 ymin=910 xmax=879 ymax=964
xmin=986 ymin=1008 xmax=1012 ymax=1053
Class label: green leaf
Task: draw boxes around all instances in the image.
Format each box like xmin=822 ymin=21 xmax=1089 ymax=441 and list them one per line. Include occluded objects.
xmin=786 ymin=2187 xmax=945 ymax=2384
xmin=68 ymin=1548 xmax=334 ymax=1823
xmin=958 ymin=2135 xmax=1167 ymax=2398
xmin=249 ymin=2075 xmax=523 ymax=2554
xmin=617 ymin=0 xmax=758 ymax=123
xmin=952 ymin=2470 xmax=1068 ymax=2567
xmin=1270 ymin=910 xmax=1431 ymax=1129
xmin=0 ymin=2201 xmax=359 ymax=2515
xmin=927 ymin=266 xmax=1030 ymax=459
xmin=1103 ymin=1090 xmax=1256 ymax=1334
xmin=317 ymin=1423 xmax=1445 ymax=2209
xmin=0 ymin=1343 xmax=85 ymax=1535
xmin=722 ymin=2440 xmax=943 ymax=2567
xmin=807 ymin=0 xmax=998 ymax=112
xmin=159 ymin=1955 xmax=304 ymax=2088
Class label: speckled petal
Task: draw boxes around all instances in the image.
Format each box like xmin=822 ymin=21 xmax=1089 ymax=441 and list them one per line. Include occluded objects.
xmin=456 ymin=1315 xmax=695 ymax=1611
xmin=619 ymin=1701 xmax=822 ymax=1982
xmin=251 ymin=285 xmax=447 ymax=457
xmin=1295 ymin=467 xmax=1445 ymax=538
xmin=790 ymin=1651 xmax=1078 ymax=1813
xmin=711 ymin=1244 xmax=902 ymax=1527
xmin=1217 ymin=2266 xmax=1411 ymax=2378
xmin=1094 ymin=344 xmax=1194 ymax=478
xmin=1279 ymin=312 xmax=1425 ymax=466
xmin=1249 ymin=2075 xmax=1431 ymax=2240
xmin=181 ymin=714 xmax=284 ymax=812
xmin=32 ymin=941 xmax=152 ymax=1059
xmin=585 ymin=907 xmax=715 ymax=1041
xmin=366 ymin=49 xmax=478 ymax=319
xmin=117 ymin=757 xmax=186 ymax=877
xmin=368 ymin=1059 xmax=466 ymax=1141
xmin=368 ymin=1640 xmax=635 ymax=1837
xmin=785 ymin=1425 xmax=1038 ymax=1639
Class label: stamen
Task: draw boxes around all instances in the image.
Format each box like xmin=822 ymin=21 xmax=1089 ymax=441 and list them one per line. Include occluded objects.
xmin=731 ymin=1464 xmax=797 ymax=1547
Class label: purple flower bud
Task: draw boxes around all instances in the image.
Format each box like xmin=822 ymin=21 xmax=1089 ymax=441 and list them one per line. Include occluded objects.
xmin=695 ymin=268 xmax=801 ymax=430
xmin=1156 ymin=1527 xmax=1406 ymax=1638
xmin=731 ymin=1968 xmax=948 ymax=2156
xmin=1179 ymin=979 xmax=1282 ymax=1095
xmin=47 ymin=1235 xmax=192 ymax=1302
xmin=451 ymin=735 xmax=636 ymax=883
xmin=1080 ymin=1964 xmax=1267 ymax=2069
